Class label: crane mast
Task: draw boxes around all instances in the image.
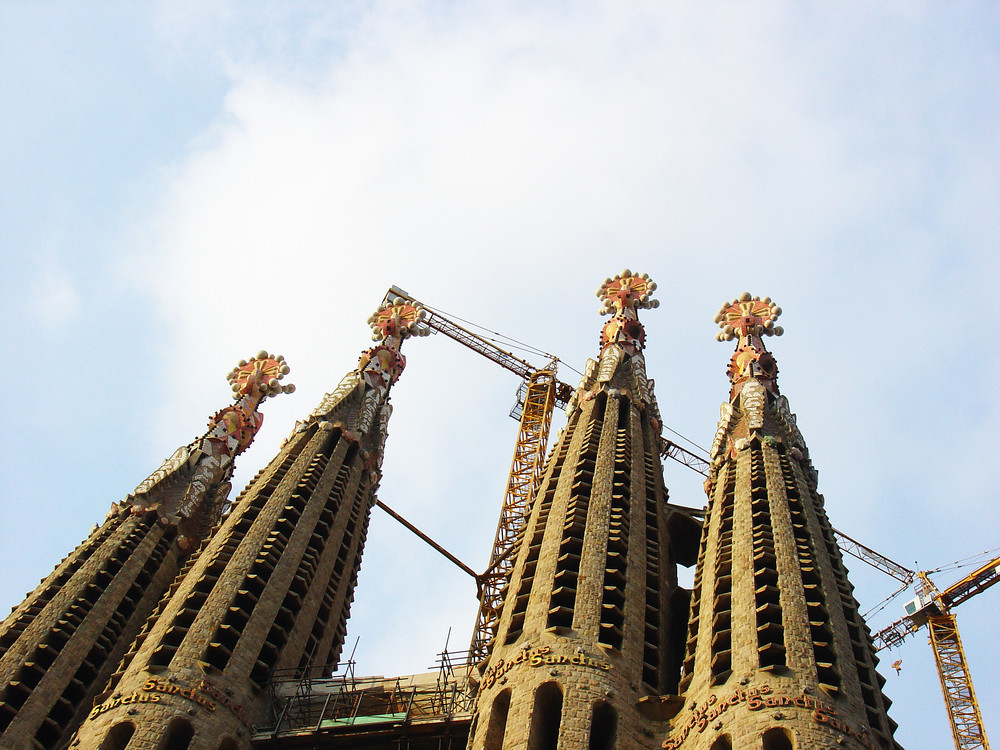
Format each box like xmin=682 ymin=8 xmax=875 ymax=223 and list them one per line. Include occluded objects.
xmin=470 ymin=370 xmax=556 ymax=661
xmin=873 ymin=558 xmax=999 ymax=750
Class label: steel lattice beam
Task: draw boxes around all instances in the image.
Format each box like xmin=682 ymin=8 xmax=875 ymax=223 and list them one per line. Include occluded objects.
xmin=928 ymin=613 xmax=991 ymax=750
xmin=469 ymin=372 xmax=556 ymax=663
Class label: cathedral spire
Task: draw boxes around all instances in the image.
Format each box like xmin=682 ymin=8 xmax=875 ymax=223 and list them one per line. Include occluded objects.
xmin=70 ymin=300 xmax=428 ymax=750
xmin=469 ymin=272 xmax=690 ymax=750
xmin=567 ymin=270 xmax=664 ymax=432
xmin=667 ymin=295 xmax=900 ymax=750
xmin=126 ymin=352 xmax=294 ymax=547
xmin=0 ymin=352 xmax=291 ymax=750
xmin=714 ymin=292 xmax=783 ymax=401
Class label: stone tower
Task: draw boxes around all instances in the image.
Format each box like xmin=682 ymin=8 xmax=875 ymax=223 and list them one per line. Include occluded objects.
xmin=69 ymin=298 xmax=429 ymax=750
xmin=0 ymin=352 xmax=291 ymax=750
xmin=664 ymin=295 xmax=900 ymax=750
xmin=469 ymin=272 xmax=694 ymax=750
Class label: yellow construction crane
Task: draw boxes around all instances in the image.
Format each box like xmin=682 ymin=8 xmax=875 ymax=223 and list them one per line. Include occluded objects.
xmin=872 ymin=556 xmax=999 ymax=750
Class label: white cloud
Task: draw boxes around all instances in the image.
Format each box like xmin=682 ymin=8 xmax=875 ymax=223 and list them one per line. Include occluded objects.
xmin=3 ymin=4 xmax=998 ymax=747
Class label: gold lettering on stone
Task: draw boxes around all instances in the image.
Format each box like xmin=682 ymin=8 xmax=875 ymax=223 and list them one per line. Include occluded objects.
xmin=662 ymin=686 xmax=877 ymax=750
xmin=481 ymin=646 xmax=611 ymax=690
xmin=88 ymin=691 xmax=161 ymax=719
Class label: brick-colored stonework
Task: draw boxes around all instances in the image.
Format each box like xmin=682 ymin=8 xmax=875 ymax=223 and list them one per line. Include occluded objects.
xmin=0 ymin=513 xmax=185 ymax=749
xmin=469 ymin=273 xmax=697 ymax=750
xmin=0 ymin=353 xmax=286 ymax=750
xmin=68 ymin=301 xmax=427 ymax=750
xmin=664 ymin=295 xmax=900 ymax=750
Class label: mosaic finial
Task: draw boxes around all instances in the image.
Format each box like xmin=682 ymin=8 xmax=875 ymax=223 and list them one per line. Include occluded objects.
xmin=227 ymin=351 xmax=295 ymax=399
xmin=367 ymin=298 xmax=431 ymax=342
xmin=596 ymin=269 xmax=659 ymax=316
xmin=714 ymin=293 xmax=782 ymax=394
xmin=128 ymin=351 xmax=294 ymax=543
xmin=713 ymin=292 xmax=783 ymax=342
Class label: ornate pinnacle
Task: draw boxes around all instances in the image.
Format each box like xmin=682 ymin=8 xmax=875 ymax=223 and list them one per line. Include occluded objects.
xmin=367 ymin=298 xmax=431 ymax=344
xmin=227 ymin=351 xmax=295 ymax=400
xmin=713 ymin=292 xmax=783 ymax=342
xmin=128 ymin=352 xmax=295 ymax=545
xmin=714 ymin=293 xmax=782 ymax=392
xmin=594 ymin=270 xmax=658 ymax=356
xmin=596 ymin=269 xmax=659 ymax=316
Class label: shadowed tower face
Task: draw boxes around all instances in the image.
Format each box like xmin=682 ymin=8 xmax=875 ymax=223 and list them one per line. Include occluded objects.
xmin=469 ymin=272 xmax=693 ymax=750
xmin=0 ymin=352 xmax=292 ymax=750
xmin=664 ymin=295 xmax=900 ymax=750
xmin=69 ymin=300 xmax=429 ymax=750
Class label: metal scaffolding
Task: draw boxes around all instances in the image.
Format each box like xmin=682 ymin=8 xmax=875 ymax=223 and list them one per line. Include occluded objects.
xmin=257 ymin=651 xmax=474 ymax=748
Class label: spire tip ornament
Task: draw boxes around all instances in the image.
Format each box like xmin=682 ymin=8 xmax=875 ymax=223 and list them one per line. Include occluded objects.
xmin=368 ymin=298 xmax=431 ymax=342
xmin=128 ymin=352 xmax=295 ymax=537
xmin=714 ymin=294 xmax=783 ymax=342
xmin=227 ymin=351 xmax=295 ymax=398
xmin=715 ymin=294 xmax=782 ymax=395
xmin=596 ymin=270 xmax=658 ymax=316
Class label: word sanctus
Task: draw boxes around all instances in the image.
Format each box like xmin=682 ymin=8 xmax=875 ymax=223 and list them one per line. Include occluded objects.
xmin=663 ymin=684 xmax=878 ymax=750
xmin=88 ymin=691 xmax=161 ymax=719
xmin=141 ymin=678 xmax=217 ymax=710
xmin=482 ymin=645 xmax=611 ymax=689
xmin=131 ymin=677 xmax=256 ymax=732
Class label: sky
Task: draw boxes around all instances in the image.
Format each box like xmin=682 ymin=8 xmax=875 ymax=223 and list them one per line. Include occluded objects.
xmin=1 ymin=2 xmax=998 ymax=746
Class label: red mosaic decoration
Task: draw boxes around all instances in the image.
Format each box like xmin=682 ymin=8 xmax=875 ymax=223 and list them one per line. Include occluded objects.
xmin=227 ymin=352 xmax=294 ymax=399
xmin=597 ymin=269 xmax=659 ymax=315
xmin=357 ymin=343 xmax=407 ymax=387
xmin=714 ymin=293 xmax=783 ymax=341
xmin=207 ymin=404 xmax=264 ymax=456
xmin=368 ymin=300 xmax=429 ymax=342
xmin=714 ymin=293 xmax=783 ymax=390
xmin=595 ymin=270 xmax=659 ymax=353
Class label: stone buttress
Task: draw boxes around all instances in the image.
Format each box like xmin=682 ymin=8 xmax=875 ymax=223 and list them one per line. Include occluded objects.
xmin=68 ymin=300 xmax=428 ymax=750
xmin=469 ymin=272 xmax=694 ymax=750
xmin=0 ymin=353 xmax=291 ymax=750
xmin=664 ymin=295 xmax=900 ymax=750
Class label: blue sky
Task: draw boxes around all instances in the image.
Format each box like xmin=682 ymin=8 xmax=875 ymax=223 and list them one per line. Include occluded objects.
xmin=2 ymin=3 xmax=998 ymax=747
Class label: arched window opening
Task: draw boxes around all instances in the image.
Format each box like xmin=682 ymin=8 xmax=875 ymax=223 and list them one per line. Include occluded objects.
xmin=527 ymin=681 xmax=563 ymax=750
xmin=99 ymin=721 xmax=135 ymax=750
xmin=710 ymin=735 xmax=733 ymax=750
xmin=484 ymin=689 xmax=512 ymax=750
xmin=218 ymin=739 xmax=240 ymax=750
xmin=589 ymin=700 xmax=617 ymax=749
xmin=157 ymin=718 xmax=195 ymax=750
xmin=761 ymin=727 xmax=794 ymax=750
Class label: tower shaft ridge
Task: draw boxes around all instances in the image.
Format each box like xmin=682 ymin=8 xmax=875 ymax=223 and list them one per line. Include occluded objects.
xmin=68 ymin=302 xmax=427 ymax=750
xmin=469 ymin=272 xmax=694 ymax=750
xmin=664 ymin=295 xmax=899 ymax=750
xmin=0 ymin=353 xmax=290 ymax=750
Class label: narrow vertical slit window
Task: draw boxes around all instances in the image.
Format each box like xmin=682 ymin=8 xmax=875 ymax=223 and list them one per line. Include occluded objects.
xmin=527 ymin=681 xmax=563 ymax=750
xmin=484 ymin=689 xmax=511 ymax=750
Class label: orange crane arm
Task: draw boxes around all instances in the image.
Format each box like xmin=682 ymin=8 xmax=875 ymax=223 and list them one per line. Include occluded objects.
xmin=941 ymin=556 xmax=1000 ymax=609
xmin=384 ymin=286 xmax=574 ymax=405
